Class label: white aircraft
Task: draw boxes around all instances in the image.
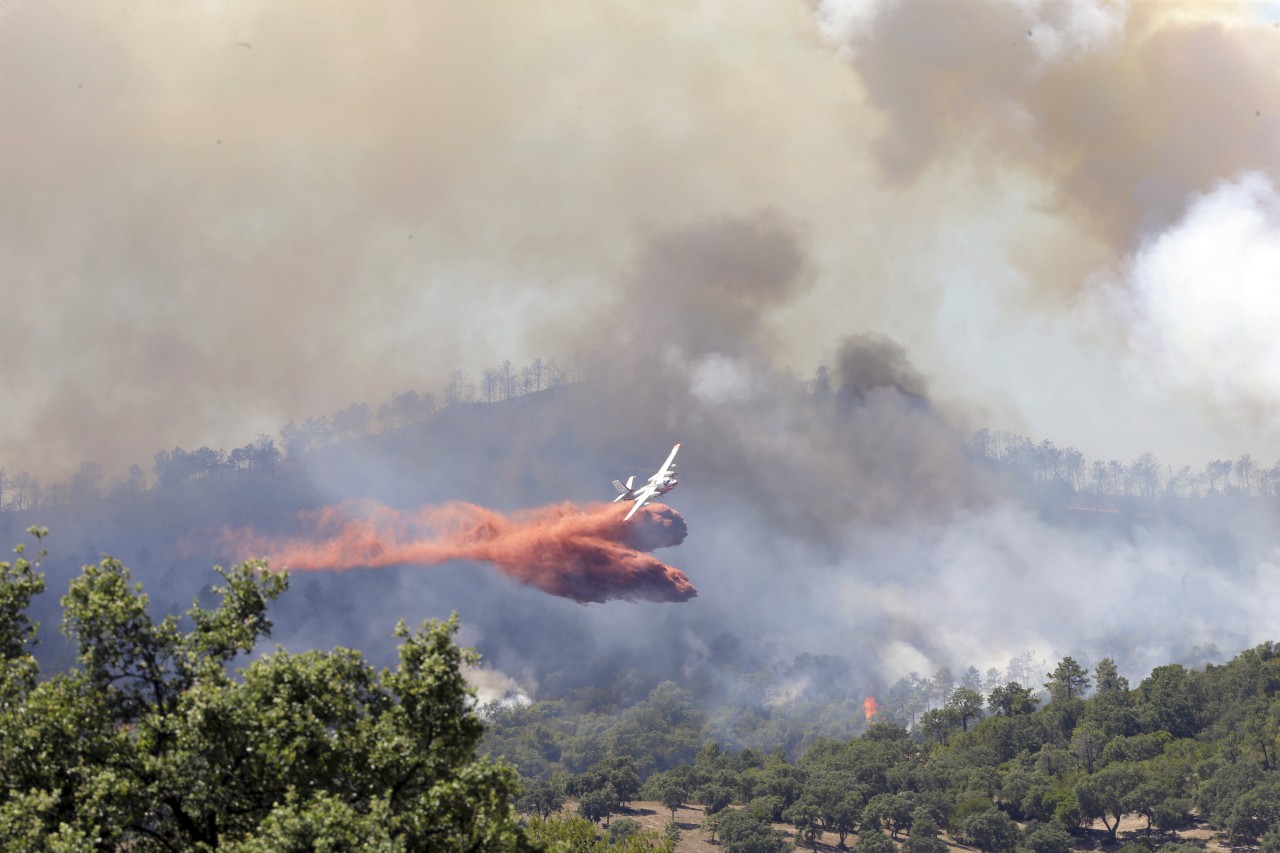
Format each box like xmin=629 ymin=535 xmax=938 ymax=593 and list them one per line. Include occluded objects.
xmin=612 ymin=443 xmax=680 ymax=521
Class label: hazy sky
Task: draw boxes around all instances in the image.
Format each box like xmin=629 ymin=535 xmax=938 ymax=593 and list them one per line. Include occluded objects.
xmin=3 ymin=0 xmax=1279 ymax=479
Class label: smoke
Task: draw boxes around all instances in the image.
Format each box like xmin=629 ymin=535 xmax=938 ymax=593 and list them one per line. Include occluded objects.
xmin=8 ymin=0 xmax=1280 ymax=727
xmin=805 ymin=0 xmax=1280 ymax=462
xmin=821 ymin=0 xmax=1279 ymax=251
xmin=464 ymin=663 xmax=533 ymax=706
xmin=597 ymin=212 xmax=812 ymax=360
xmin=4 ymin=1 xmax=1280 ymax=475
xmin=1096 ymin=172 xmax=1280 ymax=426
xmin=834 ymin=333 xmax=928 ymax=400
xmin=223 ymin=500 xmax=695 ymax=605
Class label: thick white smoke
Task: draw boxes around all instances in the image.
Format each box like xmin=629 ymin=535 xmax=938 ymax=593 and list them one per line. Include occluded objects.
xmin=1108 ymin=172 xmax=1280 ymax=426
xmin=843 ymin=501 xmax=1280 ymax=683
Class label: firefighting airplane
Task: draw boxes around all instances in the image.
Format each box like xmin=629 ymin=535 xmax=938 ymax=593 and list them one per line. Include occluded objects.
xmin=612 ymin=443 xmax=680 ymax=521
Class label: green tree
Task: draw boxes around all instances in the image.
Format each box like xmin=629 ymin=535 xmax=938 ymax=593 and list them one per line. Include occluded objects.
xmin=1075 ymin=762 xmax=1143 ymax=842
xmin=717 ymin=805 xmax=790 ymax=853
xmin=524 ymin=811 xmax=599 ymax=850
xmin=609 ymin=816 xmax=642 ymax=842
xmin=930 ymin=668 xmax=955 ymax=707
xmin=0 ymin=551 xmax=527 ymax=851
xmin=518 ymin=779 xmax=566 ymax=819
xmin=1094 ymin=658 xmax=1129 ymax=694
xmin=901 ymin=812 xmax=947 ymax=853
xmin=698 ymin=784 xmax=735 ymax=815
xmin=1070 ymin=723 xmax=1107 ymax=774
xmin=1022 ymin=820 xmax=1073 ymax=853
xmin=1125 ymin=775 xmax=1182 ymax=836
xmin=854 ymin=829 xmax=897 ymax=853
xmin=987 ymin=681 xmax=1037 ymax=717
xmin=829 ymin=794 xmax=863 ymax=848
xmin=1045 ymin=786 xmax=1084 ymax=830
xmin=1046 ymin=656 xmax=1091 ymax=702
xmin=961 ymin=809 xmax=1020 ymax=853
xmin=918 ymin=707 xmax=961 ymax=744
xmin=1225 ymin=782 xmax=1280 ymax=842
xmin=1136 ymin=664 xmax=1205 ymax=738
xmin=947 ymin=686 xmax=985 ymax=731
xmin=579 ymin=785 xmax=618 ymax=827
xmin=863 ymin=792 xmax=915 ymax=840
xmin=0 ymin=529 xmax=45 ymax=662
xmin=525 ymin=812 xmax=674 ymax=852
xmin=572 ymin=757 xmax=640 ymax=809
xmin=661 ymin=785 xmax=687 ymax=823
xmin=786 ymin=799 xmax=822 ymax=851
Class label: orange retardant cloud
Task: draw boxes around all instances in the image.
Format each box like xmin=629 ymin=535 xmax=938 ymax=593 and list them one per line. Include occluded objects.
xmin=225 ymin=500 xmax=695 ymax=604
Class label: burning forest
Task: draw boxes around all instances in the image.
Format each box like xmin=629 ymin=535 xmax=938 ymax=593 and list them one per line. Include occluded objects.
xmin=3 ymin=0 xmax=1280 ymax=746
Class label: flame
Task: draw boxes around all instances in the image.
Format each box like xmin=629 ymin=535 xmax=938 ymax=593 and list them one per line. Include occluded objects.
xmin=218 ymin=499 xmax=696 ymax=605
xmin=864 ymin=695 xmax=880 ymax=720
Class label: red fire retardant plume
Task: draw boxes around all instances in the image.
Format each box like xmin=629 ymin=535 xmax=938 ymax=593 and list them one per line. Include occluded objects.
xmin=225 ymin=500 xmax=695 ymax=605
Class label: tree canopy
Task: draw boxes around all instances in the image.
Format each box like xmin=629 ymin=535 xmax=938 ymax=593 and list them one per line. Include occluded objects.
xmin=0 ymin=533 xmax=528 ymax=851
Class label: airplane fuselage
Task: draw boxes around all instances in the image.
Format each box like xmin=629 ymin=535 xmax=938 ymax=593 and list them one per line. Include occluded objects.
xmin=642 ymin=481 xmax=676 ymax=499
xmin=612 ymin=443 xmax=681 ymax=520
xmin=619 ymin=479 xmax=675 ymax=502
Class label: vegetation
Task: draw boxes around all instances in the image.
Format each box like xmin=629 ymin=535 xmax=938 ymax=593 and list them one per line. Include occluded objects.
xmin=0 ymin=356 xmax=573 ymax=508
xmin=3 ymin=355 xmax=1280 ymax=514
xmin=11 ymin=516 xmax=1280 ymax=850
xmin=8 ymin=362 xmax=1280 ymax=850
xmin=480 ymin=639 xmax=1280 ymax=852
xmin=0 ymin=529 xmax=528 ymax=851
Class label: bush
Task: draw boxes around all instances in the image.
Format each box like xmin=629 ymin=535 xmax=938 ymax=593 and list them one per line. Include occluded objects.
xmin=717 ymin=807 xmax=791 ymax=853
xmin=1022 ymin=820 xmax=1073 ymax=853
xmin=961 ymin=809 xmax=1020 ymax=853
xmin=855 ymin=830 xmax=898 ymax=853
xmin=609 ymin=817 xmax=642 ymax=841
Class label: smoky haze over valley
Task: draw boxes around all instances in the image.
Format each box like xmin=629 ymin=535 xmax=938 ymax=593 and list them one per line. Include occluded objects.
xmin=4 ymin=1 xmax=1280 ymax=711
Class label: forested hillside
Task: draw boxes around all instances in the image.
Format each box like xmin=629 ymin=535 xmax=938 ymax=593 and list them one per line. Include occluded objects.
xmin=3 ymin=352 xmax=1279 ymax=852
xmin=4 ymin=359 xmax=1279 ymax=516
xmin=488 ymin=643 xmax=1280 ymax=852
xmin=8 ymin=530 xmax=1280 ymax=851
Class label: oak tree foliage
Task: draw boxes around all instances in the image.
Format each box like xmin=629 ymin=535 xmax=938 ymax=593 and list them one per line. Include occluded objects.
xmin=0 ymin=536 xmax=527 ymax=851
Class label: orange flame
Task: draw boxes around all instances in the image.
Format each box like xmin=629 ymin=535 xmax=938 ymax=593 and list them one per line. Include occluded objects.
xmin=218 ymin=499 xmax=697 ymax=605
xmin=864 ymin=695 xmax=880 ymax=720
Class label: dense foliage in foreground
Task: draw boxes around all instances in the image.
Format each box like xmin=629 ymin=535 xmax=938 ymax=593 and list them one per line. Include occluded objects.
xmin=0 ymin=529 xmax=533 ymax=851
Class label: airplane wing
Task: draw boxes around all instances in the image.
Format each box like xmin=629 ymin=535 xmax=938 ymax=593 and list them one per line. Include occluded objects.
xmin=622 ymin=443 xmax=680 ymax=521
xmin=647 ymin=443 xmax=680 ymax=484
xmin=623 ymin=484 xmax=658 ymax=521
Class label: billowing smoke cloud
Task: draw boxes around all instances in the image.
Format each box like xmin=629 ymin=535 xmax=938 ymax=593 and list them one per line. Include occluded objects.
xmin=1097 ymin=172 xmax=1280 ymax=425
xmin=0 ymin=0 xmax=856 ymax=478
xmin=5 ymin=0 xmax=1280 ymax=475
xmin=8 ymin=0 xmax=1280 ymax=725
xmin=223 ymin=500 xmax=695 ymax=605
xmin=808 ymin=0 xmax=1280 ymax=455
xmin=834 ymin=333 xmax=927 ymax=400
xmin=820 ymin=0 xmax=1279 ymax=250
xmin=600 ymin=212 xmax=812 ymax=360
